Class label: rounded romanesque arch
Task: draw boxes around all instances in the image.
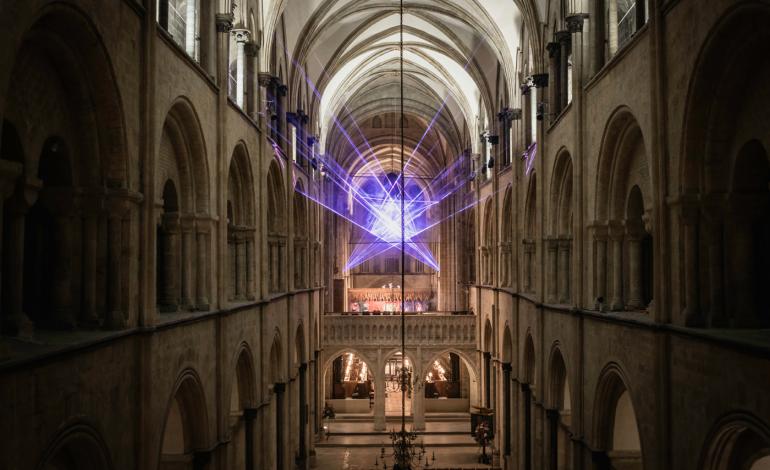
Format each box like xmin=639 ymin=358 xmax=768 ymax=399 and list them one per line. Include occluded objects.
xmin=37 ymin=422 xmax=113 ymax=470
xmin=156 ymin=98 xmax=212 ymax=314
xmin=680 ymin=3 xmax=770 ymax=328
xmin=293 ymin=180 xmax=309 ymax=289
xmin=548 ymin=149 xmax=574 ymax=304
xmin=594 ymin=107 xmax=653 ymax=313
xmin=266 ymin=160 xmax=286 ymax=293
xmin=500 ymin=185 xmax=513 ymax=288
xmin=1 ymin=3 xmax=133 ymax=335
xmin=227 ymin=143 xmax=257 ymax=302
xmin=420 ymin=348 xmax=478 ymax=413
xmin=481 ymin=198 xmax=495 ymax=285
xmin=522 ymin=172 xmax=538 ymax=294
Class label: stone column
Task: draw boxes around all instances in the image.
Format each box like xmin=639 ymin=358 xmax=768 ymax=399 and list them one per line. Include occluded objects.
xmin=105 ymin=202 xmax=126 ymax=329
xmin=501 ymin=243 xmax=511 ymax=287
xmin=522 ymin=242 xmax=532 ymax=293
xmin=547 ymin=239 xmax=558 ymax=303
xmin=237 ymin=230 xmax=247 ymax=299
xmin=80 ymin=209 xmax=100 ymax=326
xmin=609 ymin=224 xmax=624 ymax=311
xmin=3 ymin=177 xmax=43 ymax=337
xmin=502 ymin=363 xmax=512 ymax=457
xmin=681 ymin=205 xmax=702 ymax=325
xmin=244 ymin=408 xmax=257 ymax=470
xmin=196 ymin=219 xmax=210 ymax=310
xmin=374 ymin=359 xmax=386 ymax=431
xmin=546 ymin=42 xmax=561 ymax=116
xmin=626 ymin=233 xmax=643 ymax=310
xmin=557 ymin=30 xmax=571 ymax=108
xmin=161 ymin=214 xmax=180 ymax=311
xmin=244 ymin=41 xmax=259 ymax=118
xmin=546 ymin=408 xmax=559 ymax=470
xmin=594 ymin=226 xmax=608 ymax=308
xmin=413 ymin=349 xmax=425 ymax=431
xmin=558 ymin=239 xmax=571 ymax=304
xmin=50 ymin=203 xmax=76 ymax=329
xmin=731 ymin=215 xmax=755 ymax=327
xmin=246 ymin=230 xmax=255 ymax=300
xmin=707 ymin=219 xmax=725 ymax=327
xmin=0 ymin=160 xmax=22 ymax=336
xmin=181 ymin=216 xmax=195 ymax=309
xmin=231 ymin=29 xmax=250 ymax=108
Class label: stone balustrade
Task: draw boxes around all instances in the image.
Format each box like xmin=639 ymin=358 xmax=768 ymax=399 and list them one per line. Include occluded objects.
xmin=322 ymin=314 xmax=476 ymax=346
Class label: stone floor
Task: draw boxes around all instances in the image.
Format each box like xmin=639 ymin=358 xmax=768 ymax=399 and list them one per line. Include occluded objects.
xmin=314 ymin=446 xmax=498 ymax=469
xmin=314 ymin=417 xmax=500 ymax=469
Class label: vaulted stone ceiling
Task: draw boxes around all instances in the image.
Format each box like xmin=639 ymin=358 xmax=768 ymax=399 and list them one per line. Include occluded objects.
xmin=264 ymin=0 xmax=543 ymax=177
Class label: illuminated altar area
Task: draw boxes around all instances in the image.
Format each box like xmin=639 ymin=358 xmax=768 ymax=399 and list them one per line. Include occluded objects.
xmin=348 ymin=287 xmax=433 ymax=313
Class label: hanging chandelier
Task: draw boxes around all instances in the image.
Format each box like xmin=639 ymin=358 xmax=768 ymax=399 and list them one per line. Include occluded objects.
xmin=372 ymin=3 xmax=436 ymax=468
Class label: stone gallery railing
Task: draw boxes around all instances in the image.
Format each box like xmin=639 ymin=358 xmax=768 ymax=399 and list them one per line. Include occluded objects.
xmin=322 ymin=313 xmax=476 ymax=346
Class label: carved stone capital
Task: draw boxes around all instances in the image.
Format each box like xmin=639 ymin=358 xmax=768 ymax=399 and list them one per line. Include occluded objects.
xmin=231 ymin=28 xmax=250 ymax=43
xmin=215 ymin=13 xmax=235 ymax=33
xmin=555 ymin=30 xmax=571 ymax=44
xmin=566 ymin=13 xmax=589 ymax=33
xmin=532 ymin=73 xmax=549 ymax=88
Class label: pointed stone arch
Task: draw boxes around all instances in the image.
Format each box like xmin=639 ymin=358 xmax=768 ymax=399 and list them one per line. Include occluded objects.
xmin=159 ymin=369 xmax=210 ymax=469
xmin=37 ymin=421 xmax=113 ymax=470
xmin=699 ymin=412 xmax=770 ymax=470
xmin=592 ymin=363 xmax=643 ymax=469
xmin=228 ymin=344 xmax=257 ymax=470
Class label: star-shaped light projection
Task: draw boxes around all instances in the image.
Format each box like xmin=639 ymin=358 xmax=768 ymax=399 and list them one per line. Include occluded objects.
xmin=295 ymin=148 xmax=477 ymax=274
xmin=346 ymin=171 xmax=438 ymax=272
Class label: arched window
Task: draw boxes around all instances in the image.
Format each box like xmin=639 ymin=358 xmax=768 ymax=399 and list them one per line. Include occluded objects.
xmin=158 ymin=0 xmax=201 ymax=61
xmin=267 ymin=161 xmax=287 ymax=293
xmin=227 ymin=145 xmax=256 ymax=302
xmin=605 ymin=0 xmax=647 ymax=56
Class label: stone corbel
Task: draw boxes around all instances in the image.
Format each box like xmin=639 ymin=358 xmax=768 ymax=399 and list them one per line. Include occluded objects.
xmin=258 ymin=72 xmax=274 ymax=88
xmin=642 ymin=210 xmax=653 ymax=234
